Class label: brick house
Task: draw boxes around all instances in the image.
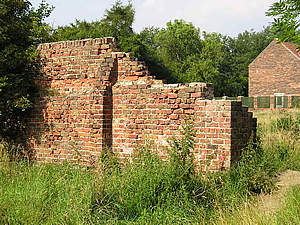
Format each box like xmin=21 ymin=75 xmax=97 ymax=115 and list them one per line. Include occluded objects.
xmin=249 ymin=39 xmax=300 ymax=97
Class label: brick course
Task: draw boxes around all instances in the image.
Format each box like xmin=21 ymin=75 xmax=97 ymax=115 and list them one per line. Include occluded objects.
xmin=27 ymin=38 xmax=256 ymax=171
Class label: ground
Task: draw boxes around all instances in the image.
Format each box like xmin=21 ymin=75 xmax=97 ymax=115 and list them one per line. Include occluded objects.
xmin=257 ymin=170 xmax=300 ymax=212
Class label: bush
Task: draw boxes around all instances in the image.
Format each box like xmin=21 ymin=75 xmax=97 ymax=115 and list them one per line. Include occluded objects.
xmin=0 ymin=0 xmax=52 ymax=143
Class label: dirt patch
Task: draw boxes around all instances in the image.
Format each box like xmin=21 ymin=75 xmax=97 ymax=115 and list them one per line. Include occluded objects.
xmin=257 ymin=170 xmax=300 ymax=212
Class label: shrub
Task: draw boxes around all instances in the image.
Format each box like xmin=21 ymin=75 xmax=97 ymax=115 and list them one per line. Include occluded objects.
xmin=0 ymin=0 xmax=52 ymax=151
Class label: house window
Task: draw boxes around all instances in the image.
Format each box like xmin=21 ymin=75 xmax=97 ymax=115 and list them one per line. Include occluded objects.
xmin=274 ymin=93 xmax=285 ymax=108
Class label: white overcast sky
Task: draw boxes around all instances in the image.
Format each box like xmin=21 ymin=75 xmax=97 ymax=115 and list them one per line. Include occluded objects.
xmin=30 ymin=0 xmax=278 ymax=37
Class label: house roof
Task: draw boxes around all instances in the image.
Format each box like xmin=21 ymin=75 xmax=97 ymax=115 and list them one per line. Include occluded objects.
xmin=249 ymin=39 xmax=300 ymax=67
xmin=282 ymin=42 xmax=300 ymax=59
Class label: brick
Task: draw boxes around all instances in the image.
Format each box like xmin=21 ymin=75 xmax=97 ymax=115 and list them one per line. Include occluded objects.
xmin=169 ymin=114 xmax=179 ymax=120
xmin=168 ymin=93 xmax=178 ymax=98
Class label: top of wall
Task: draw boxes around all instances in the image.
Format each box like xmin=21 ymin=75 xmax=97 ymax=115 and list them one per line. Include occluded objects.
xmin=38 ymin=37 xmax=117 ymax=50
xmin=37 ymin=37 xmax=214 ymax=98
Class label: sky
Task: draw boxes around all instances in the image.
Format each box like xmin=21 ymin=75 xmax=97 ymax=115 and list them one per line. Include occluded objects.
xmin=30 ymin=0 xmax=278 ymax=37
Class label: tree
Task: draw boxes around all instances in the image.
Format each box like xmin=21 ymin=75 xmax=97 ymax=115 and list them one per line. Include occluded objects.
xmin=155 ymin=20 xmax=203 ymax=82
xmin=0 ymin=0 xmax=52 ymax=140
xmin=220 ymin=28 xmax=273 ymax=96
xmin=267 ymin=0 xmax=300 ymax=45
xmin=182 ymin=32 xmax=224 ymax=84
xmin=101 ymin=0 xmax=134 ymax=38
xmin=52 ymin=0 xmax=135 ymax=41
xmin=51 ymin=2 xmax=168 ymax=81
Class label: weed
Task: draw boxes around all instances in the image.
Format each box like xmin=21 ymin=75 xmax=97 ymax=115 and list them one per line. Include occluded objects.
xmin=90 ymin=118 xmax=205 ymax=223
xmin=271 ymin=112 xmax=300 ymax=137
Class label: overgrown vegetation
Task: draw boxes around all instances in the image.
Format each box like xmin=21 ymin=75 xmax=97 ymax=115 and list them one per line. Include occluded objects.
xmin=214 ymin=184 xmax=300 ymax=225
xmin=1 ymin=110 xmax=299 ymax=224
xmin=0 ymin=0 xmax=52 ymax=148
xmin=267 ymin=0 xmax=300 ymax=45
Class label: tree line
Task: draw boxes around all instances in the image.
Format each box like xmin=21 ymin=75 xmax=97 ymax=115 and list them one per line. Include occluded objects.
xmin=49 ymin=1 xmax=273 ymax=97
xmin=0 ymin=0 xmax=298 ymax=142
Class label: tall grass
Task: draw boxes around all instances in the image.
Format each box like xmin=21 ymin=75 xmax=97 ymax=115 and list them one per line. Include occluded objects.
xmin=213 ymin=184 xmax=300 ymax=225
xmin=254 ymin=109 xmax=300 ymax=171
xmin=0 ymin=162 xmax=94 ymax=224
xmin=0 ymin=110 xmax=299 ymax=224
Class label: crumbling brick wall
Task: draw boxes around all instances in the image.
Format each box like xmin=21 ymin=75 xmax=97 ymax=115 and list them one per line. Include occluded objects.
xmin=27 ymin=37 xmax=256 ymax=170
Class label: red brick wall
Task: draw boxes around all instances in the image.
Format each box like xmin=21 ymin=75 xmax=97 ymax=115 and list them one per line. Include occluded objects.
xmin=27 ymin=38 xmax=116 ymax=163
xmin=249 ymin=40 xmax=300 ymax=96
xmin=27 ymin=38 xmax=256 ymax=171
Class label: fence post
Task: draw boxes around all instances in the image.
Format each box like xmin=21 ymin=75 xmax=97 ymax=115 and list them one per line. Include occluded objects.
xmin=288 ymin=95 xmax=292 ymax=108
xmin=270 ymin=95 xmax=274 ymax=109
xmin=253 ymin=96 xmax=258 ymax=109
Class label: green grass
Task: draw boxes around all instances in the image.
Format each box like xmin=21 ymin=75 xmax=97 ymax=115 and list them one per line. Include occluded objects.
xmin=0 ymin=162 xmax=94 ymax=224
xmin=212 ymin=184 xmax=300 ymax=225
xmin=0 ymin=110 xmax=299 ymax=224
xmin=272 ymin=185 xmax=300 ymax=225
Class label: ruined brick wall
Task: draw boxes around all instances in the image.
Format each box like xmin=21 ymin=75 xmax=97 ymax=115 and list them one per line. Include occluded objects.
xmin=249 ymin=40 xmax=300 ymax=96
xmin=27 ymin=38 xmax=256 ymax=170
xmin=27 ymin=38 xmax=116 ymax=163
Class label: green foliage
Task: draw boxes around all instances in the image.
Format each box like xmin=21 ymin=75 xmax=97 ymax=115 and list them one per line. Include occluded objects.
xmin=220 ymin=28 xmax=273 ymax=96
xmin=167 ymin=118 xmax=196 ymax=176
xmin=155 ymin=20 xmax=203 ymax=82
xmin=154 ymin=20 xmax=272 ymax=96
xmin=230 ymin=139 xmax=277 ymax=194
xmin=51 ymin=19 xmax=101 ymax=41
xmin=267 ymin=0 xmax=300 ymax=45
xmin=101 ymin=0 xmax=135 ymax=38
xmin=181 ymin=32 xmax=225 ymax=85
xmin=0 ymin=0 xmax=52 ymax=140
xmin=51 ymin=0 xmax=135 ymax=41
xmin=156 ymin=20 xmax=202 ymax=64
